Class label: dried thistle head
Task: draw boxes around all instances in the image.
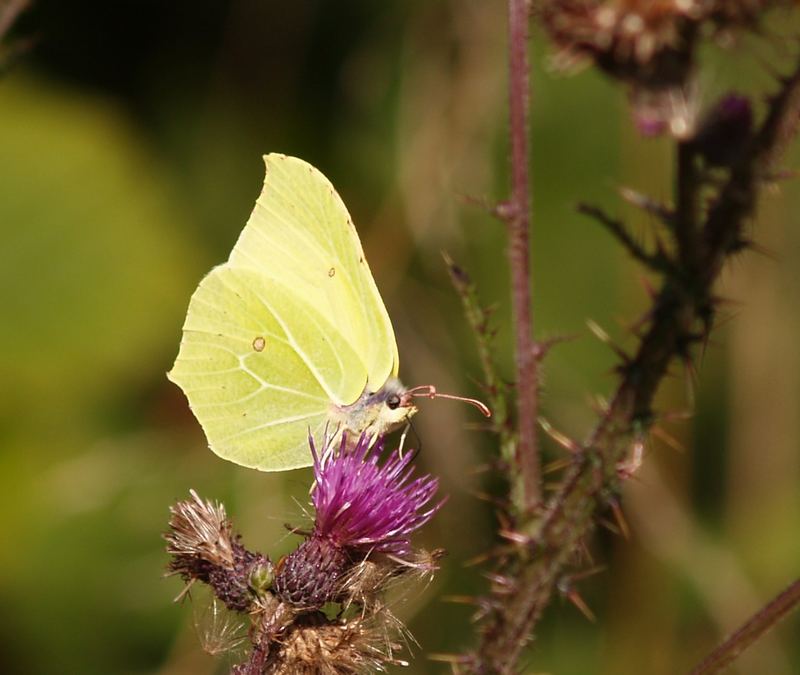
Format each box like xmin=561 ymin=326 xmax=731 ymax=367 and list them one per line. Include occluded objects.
xmin=260 ymin=613 xmax=407 ymax=675
xmin=165 ymin=490 xmax=273 ymax=612
xmin=538 ymin=0 xmax=783 ymax=137
xmin=540 ymin=0 xmax=704 ymax=137
xmin=542 ymin=1 xmax=703 ymax=81
xmin=340 ymin=548 xmax=445 ymax=613
xmin=166 ymin=490 xmax=235 ymax=569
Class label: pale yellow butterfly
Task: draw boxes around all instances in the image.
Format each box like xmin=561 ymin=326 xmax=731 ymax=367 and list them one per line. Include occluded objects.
xmin=168 ymin=154 xmax=488 ymax=471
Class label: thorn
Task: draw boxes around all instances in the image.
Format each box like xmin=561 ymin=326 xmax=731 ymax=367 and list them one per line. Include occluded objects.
xmin=617 ymin=185 xmax=674 ymax=223
xmin=609 ymin=498 xmax=631 ymax=539
xmin=651 ymin=425 xmax=685 ymax=453
xmin=578 ymin=202 xmax=672 ymax=272
xmin=588 ymin=394 xmax=610 ymax=417
xmin=741 ymin=238 xmax=780 ymax=261
xmin=586 ymin=319 xmax=631 ymax=363
xmin=557 ymin=577 xmax=597 ymax=622
xmin=469 ymin=490 xmax=503 ymax=507
xmin=566 ymin=589 xmax=596 ymax=622
xmin=467 ymin=462 xmax=493 ymax=476
xmin=496 ymin=509 xmax=513 ymax=531
xmin=173 ymin=578 xmax=196 ymax=603
xmin=463 ymin=551 xmax=494 ymax=567
xmin=538 ymin=416 xmax=582 ymax=453
xmin=440 ymin=595 xmax=481 ymax=606
xmin=659 ymin=408 xmax=693 ymax=422
xmin=712 ymin=308 xmax=743 ymax=333
xmin=572 ymin=565 xmax=606 ymax=583
xmin=598 ymin=516 xmax=623 ymax=537
xmin=544 ymin=457 xmax=575 ymax=475
xmin=544 ymin=479 xmax=566 ymax=492
xmin=454 ymin=192 xmax=497 ymax=217
xmin=532 ymin=334 xmax=577 ymax=361
xmin=710 ymin=293 xmax=745 ymax=309
xmin=498 ymin=529 xmax=532 ymax=546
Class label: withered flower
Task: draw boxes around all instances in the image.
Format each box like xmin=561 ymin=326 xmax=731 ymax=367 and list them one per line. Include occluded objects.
xmin=165 ymin=490 xmax=272 ymax=612
xmin=538 ymin=0 xmax=784 ymax=137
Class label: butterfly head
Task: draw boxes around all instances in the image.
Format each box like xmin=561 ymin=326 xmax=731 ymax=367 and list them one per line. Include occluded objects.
xmin=332 ymin=379 xmax=492 ymax=443
xmin=332 ymin=378 xmax=417 ymax=438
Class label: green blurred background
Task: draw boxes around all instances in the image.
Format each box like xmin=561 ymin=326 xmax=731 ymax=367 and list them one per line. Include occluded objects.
xmin=1 ymin=2 xmax=798 ymax=673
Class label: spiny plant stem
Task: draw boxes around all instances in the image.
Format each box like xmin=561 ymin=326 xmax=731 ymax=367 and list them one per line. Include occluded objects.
xmin=505 ymin=0 xmax=540 ymax=513
xmin=467 ymin=45 xmax=800 ymax=675
xmin=689 ymin=578 xmax=800 ymax=675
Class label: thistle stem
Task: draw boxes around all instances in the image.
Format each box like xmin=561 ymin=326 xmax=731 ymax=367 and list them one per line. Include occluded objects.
xmin=506 ymin=0 xmax=540 ymax=512
xmin=689 ymin=578 xmax=800 ymax=675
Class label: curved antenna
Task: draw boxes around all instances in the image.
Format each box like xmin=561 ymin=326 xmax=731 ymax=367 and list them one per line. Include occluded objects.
xmin=402 ymin=385 xmax=492 ymax=418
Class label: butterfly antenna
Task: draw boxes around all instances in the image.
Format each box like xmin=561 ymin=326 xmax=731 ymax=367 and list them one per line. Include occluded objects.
xmin=404 ymin=385 xmax=492 ymax=418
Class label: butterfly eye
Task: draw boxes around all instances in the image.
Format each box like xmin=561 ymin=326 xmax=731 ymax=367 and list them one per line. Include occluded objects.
xmin=386 ymin=394 xmax=401 ymax=410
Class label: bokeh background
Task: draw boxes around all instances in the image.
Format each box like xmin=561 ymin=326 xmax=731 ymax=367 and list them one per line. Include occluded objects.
xmin=1 ymin=2 xmax=798 ymax=673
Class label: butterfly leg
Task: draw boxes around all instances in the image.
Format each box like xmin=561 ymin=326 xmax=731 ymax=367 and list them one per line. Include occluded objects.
xmin=397 ymin=423 xmax=411 ymax=458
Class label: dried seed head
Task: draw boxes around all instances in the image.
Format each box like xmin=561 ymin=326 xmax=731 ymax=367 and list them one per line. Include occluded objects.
xmin=263 ymin=614 xmax=406 ymax=675
xmin=166 ymin=489 xmax=235 ymax=569
xmin=340 ymin=548 xmax=444 ymax=612
xmin=165 ymin=490 xmax=273 ymax=612
xmin=542 ymin=1 xmax=703 ymax=80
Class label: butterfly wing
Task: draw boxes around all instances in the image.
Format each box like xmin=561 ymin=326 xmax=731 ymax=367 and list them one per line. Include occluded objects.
xmin=228 ymin=153 xmax=399 ymax=389
xmin=168 ymin=266 xmax=368 ymax=471
xmin=169 ymin=154 xmax=398 ymax=470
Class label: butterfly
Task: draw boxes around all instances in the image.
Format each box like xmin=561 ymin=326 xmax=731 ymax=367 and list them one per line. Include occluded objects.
xmin=168 ymin=154 xmax=488 ymax=471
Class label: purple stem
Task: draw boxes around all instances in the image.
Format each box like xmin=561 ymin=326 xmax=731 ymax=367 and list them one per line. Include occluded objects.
xmin=506 ymin=0 xmax=540 ymax=511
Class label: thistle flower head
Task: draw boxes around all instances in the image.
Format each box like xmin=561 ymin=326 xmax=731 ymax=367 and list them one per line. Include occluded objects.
xmin=542 ymin=0 xmax=703 ymax=77
xmin=311 ymin=434 xmax=445 ymax=556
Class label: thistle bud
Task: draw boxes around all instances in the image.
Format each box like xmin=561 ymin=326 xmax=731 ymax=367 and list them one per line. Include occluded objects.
xmin=692 ymin=93 xmax=753 ymax=166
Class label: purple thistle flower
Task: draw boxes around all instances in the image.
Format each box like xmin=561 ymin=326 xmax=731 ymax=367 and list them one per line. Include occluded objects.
xmin=273 ymin=434 xmax=445 ymax=609
xmin=311 ymin=434 xmax=445 ymax=556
